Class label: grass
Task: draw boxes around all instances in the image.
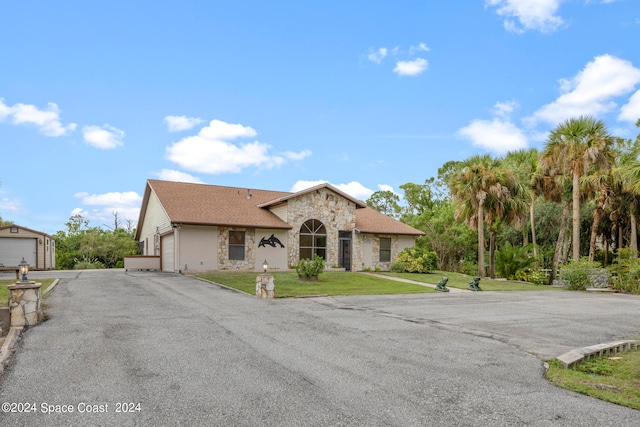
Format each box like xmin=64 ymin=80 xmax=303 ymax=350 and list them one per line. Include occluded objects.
xmin=382 ymin=270 xmax=558 ymax=291
xmin=197 ymin=271 xmax=437 ymax=298
xmin=0 ymin=279 xmax=56 ymax=307
xmin=546 ymin=350 xmax=640 ymax=410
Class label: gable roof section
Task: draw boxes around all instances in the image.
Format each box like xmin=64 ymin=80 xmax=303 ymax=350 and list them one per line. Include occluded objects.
xmin=355 ymin=207 xmax=425 ymax=236
xmin=257 ymin=183 xmax=367 ymax=209
xmin=0 ymin=224 xmax=54 ymax=239
xmin=141 ymin=180 xmax=292 ymax=231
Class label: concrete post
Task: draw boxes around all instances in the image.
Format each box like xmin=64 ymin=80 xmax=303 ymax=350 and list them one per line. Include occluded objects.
xmin=8 ymin=282 xmax=43 ymax=327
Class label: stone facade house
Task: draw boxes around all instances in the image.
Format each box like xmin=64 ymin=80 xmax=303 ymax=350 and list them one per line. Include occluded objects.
xmin=135 ymin=179 xmax=424 ymax=273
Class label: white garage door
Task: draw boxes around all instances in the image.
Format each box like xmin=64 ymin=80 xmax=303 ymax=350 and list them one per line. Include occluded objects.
xmin=0 ymin=238 xmax=37 ymax=267
xmin=161 ymin=234 xmax=175 ymax=272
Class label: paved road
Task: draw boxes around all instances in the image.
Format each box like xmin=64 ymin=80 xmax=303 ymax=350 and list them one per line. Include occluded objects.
xmin=1 ymin=270 xmax=639 ymax=426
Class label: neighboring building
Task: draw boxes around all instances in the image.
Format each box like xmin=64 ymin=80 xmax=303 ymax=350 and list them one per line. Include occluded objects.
xmin=0 ymin=225 xmax=56 ymax=270
xmin=135 ymin=180 xmax=424 ymax=273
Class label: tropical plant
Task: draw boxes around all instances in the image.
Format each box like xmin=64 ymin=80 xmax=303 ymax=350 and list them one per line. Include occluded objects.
xmin=495 ymin=242 xmax=535 ymax=279
xmin=542 ymin=116 xmax=614 ymax=261
xmin=448 ymin=154 xmax=519 ymax=277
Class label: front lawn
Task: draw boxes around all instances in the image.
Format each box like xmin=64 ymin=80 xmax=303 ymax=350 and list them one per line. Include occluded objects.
xmin=197 ymin=271 xmax=437 ymax=298
xmin=1 ymin=279 xmax=56 ymax=307
xmin=546 ymin=350 xmax=640 ymax=410
xmin=383 ymin=270 xmax=559 ymax=291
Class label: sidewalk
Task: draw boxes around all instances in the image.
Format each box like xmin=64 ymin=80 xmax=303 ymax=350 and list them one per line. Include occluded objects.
xmin=361 ymin=272 xmax=470 ymax=293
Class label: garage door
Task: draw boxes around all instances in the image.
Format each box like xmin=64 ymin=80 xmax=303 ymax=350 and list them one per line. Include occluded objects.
xmin=0 ymin=238 xmax=37 ymax=267
xmin=161 ymin=234 xmax=175 ymax=272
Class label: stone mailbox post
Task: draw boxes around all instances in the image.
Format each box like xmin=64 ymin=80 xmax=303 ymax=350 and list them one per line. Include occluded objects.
xmin=8 ymin=282 xmax=43 ymax=327
xmin=256 ymin=274 xmax=275 ymax=299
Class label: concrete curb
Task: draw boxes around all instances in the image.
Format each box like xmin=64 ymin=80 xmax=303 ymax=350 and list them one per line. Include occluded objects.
xmin=0 ymin=326 xmax=23 ymax=375
xmin=42 ymin=278 xmax=60 ymax=297
xmin=556 ymin=340 xmax=640 ymax=368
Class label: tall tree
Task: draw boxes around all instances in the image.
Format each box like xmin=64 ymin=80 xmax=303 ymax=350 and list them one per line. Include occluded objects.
xmin=504 ymin=148 xmax=540 ymax=260
xmin=448 ymin=154 xmax=514 ymax=278
xmin=366 ymin=190 xmax=401 ymax=218
xmin=542 ymin=116 xmax=613 ymax=261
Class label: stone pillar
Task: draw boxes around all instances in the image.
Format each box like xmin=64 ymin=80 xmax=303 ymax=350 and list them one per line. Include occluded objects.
xmin=8 ymin=282 xmax=43 ymax=327
xmin=255 ymin=274 xmax=275 ymax=299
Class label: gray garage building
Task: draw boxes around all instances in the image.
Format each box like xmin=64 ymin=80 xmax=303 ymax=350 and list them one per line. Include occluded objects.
xmin=0 ymin=225 xmax=55 ymax=270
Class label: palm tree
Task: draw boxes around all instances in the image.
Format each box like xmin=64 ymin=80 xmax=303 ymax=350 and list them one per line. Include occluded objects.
xmin=448 ymin=154 xmax=516 ymax=278
xmin=504 ymin=148 xmax=540 ymax=260
xmin=542 ymin=116 xmax=613 ymax=261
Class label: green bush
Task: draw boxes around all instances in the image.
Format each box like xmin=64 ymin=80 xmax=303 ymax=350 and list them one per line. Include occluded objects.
xmin=608 ymin=256 xmax=640 ymax=294
xmin=390 ymin=262 xmax=407 ymax=273
xmin=525 ymin=269 xmax=549 ymax=285
xmin=296 ymin=255 xmax=325 ymax=279
xmin=558 ymin=257 xmax=601 ymax=290
xmin=394 ymin=247 xmax=438 ymax=273
xmin=73 ymin=261 xmax=105 ymax=270
xmin=495 ymin=242 xmax=535 ymax=279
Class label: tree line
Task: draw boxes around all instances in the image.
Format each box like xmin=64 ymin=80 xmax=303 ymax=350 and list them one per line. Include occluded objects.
xmin=367 ymin=115 xmax=640 ymax=285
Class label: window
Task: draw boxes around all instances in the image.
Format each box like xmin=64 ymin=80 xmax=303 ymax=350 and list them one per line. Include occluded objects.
xmin=379 ymin=237 xmax=391 ymax=262
xmin=10 ymin=226 xmax=18 ymax=233
xmin=229 ymin=231 xmax=245 ymax=260
xmin=299 ymin=219 xmax=326 ymax=260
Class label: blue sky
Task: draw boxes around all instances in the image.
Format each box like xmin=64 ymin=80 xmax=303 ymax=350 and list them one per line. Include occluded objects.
xmin=1 ymin=0 xmax=639 ymax=235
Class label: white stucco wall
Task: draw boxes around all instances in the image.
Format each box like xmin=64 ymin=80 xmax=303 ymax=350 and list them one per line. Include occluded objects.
xmin=179 ymin=225 xmax=218 ymax=272
xmin=255 ymin=229 xmax=288 ymax=271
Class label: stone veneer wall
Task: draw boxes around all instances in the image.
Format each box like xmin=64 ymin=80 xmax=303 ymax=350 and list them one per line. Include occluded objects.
xmin=218 ymin=227 xmax=256 ymax=270
xmin=286 ymin=188 xmax=357 ymax=267
xmin=369 ymin=235 xmax=399 ymax=272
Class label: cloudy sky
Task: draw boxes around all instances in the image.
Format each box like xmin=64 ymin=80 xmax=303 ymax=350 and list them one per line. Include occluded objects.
xmin=1 ymin=0 xmax=639 ymax=234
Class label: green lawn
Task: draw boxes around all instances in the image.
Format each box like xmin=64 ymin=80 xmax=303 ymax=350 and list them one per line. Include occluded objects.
xmin=1 ymin=279 xmax=56 ymax=307
xmin=383 ymin=270 xmax=559 ymax=291
xmin=546 ymin=350 xmax=640 ymax=410
xmin=197 ymin=271 xmax=437 ymax=298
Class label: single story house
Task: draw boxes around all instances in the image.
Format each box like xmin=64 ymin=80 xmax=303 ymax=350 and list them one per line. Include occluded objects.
xmin=135 ymin=179 xmax=424 ymax=273
xmin=0 ymin=225 xmax=56 ymax=270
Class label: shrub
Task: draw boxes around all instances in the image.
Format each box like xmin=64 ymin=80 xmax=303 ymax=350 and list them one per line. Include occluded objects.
xmin=525 ymin=269 xmax=550 ymax=286
xmin=495 ymin=242 xmax=535 ymax=279
xmin=608 ymin=256 xmax=640 ymax=294
xmin=296 ymin=255 xmax=325 ymax=279
xmin=73 ymin=261 xmax=105 ymax=270
xmin=558 ymin=257 xmax=601 ymax=290
xmin=394 ymin=247 xmax=438 ymax=273
xmin=390 ymin=262 xmax=407 ymax=273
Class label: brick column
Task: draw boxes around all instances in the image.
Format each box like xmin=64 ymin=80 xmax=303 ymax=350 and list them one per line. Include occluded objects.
xmin=8 ymin=282 xmax=43 ymax=327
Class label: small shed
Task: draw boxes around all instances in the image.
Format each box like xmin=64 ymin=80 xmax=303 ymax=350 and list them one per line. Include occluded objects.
xmin=0 ymin=225 xmax=55 ymax=270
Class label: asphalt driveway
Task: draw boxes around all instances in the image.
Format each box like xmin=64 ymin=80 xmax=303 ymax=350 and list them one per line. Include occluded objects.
xmin=1 ymin=269 xmax=639 ymax=426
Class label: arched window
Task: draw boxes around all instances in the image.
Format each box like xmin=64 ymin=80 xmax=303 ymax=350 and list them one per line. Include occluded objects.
xmin=299 ymin=219 xmax=326 ymax=260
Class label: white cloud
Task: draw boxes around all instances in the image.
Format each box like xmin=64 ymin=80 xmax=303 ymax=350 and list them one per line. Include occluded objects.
xmin=409 ymin=43 xmax=430 ymax=54
xmin=619 ymin=90 xmax=640 ymax=122
xmin=393 ymin=58 xmax=428 ymax=76
xmin=0 ymin=98 xmax=77 ymax=136
xmin=528 ymin=54 xmax=640 ymax=125
xmin=166 ymin=119 xmax=308 ymax=174
xmin=367 ymin=47 xmax=388 ymax=64
xmin=72 ymin=191 xmax=142 ymax=226
xmin=74 ymin=191 xmax=142 ymax=207
xmin=164 ymin=115 xmax=205 ymax=132
xmin=458 ymin=118 xmax=528 ymax=154
xmin=0 ymin=197 xmax=19 ymax=213
xmin=290 ymin=180 xmax=375 ymax=201
xmin=282 ymin=150 xmax=312 ymax=160
xmin=493 ymin=100 xmax=519 ymax=118
xmin=82 ymin=124 xmax=125 ymax=149
xmin=485 ymin=0 xmax=565 ymax=33
xmin=156 ymin=169 xmax=204 ymax=183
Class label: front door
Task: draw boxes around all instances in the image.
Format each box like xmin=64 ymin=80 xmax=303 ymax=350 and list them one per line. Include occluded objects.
xmin=338 ymin=231 xmax=352 ymax=271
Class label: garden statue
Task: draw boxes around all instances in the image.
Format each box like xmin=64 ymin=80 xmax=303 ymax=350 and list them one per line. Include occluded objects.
xmin=436 ymin=276 xmax=449 ymax=292
xmin=469 ymin=276 xmax=482 ymax=291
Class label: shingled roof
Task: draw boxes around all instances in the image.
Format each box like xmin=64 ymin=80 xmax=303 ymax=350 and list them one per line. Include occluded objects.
xmin=138 ymin=180 xmax=424 ymax=237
